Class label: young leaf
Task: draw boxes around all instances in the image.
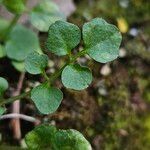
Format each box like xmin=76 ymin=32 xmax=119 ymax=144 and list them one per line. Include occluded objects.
xmin=0 ymin=107 xmax=6 ymax=116
xmin=30 ymin=0 xmax=65 ymax=32
xmin=25 ymin=52 xmax=48 ymax=75
xmin=12 ymin=61 xmax=25 ymax=72
xmin=0 ymin=77 xmax=8 ymax=96
xmin=31 ymin=83 xmax=63 ymax=114
xmin=83 ymin=18 xmax=122 ymax=63
xmin=3 ymin=0 xmax=26 ymax=14
xmin=61 ymin=64 xmax=92 ymax=90
xmin=46 ymin=20 xmax=81 ymax=56
xmin=5 ymin=25 xmax=41 ymax=61
xmin=53 ymin=129 xmax=92 ymax=150
xmin=25 ymin=124 xmax=57 ymax=149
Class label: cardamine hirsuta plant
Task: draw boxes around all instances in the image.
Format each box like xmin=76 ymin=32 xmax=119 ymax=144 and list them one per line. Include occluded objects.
xmin=0 ymin=18 xmax=122 ymax=149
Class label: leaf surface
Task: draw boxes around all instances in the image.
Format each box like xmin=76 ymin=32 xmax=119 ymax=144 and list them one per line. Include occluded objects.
xmin=31 ymin=83 xmax=63 ymax=114
xmin=83 ymin=18 xmax=122 ymax=63
xmin=61 ymin=64 xmax=92 ymax=90
xmin=25 ymin=51 xmax=48 ymax=74
xmin=46 ymin=20 xmax=81 ymax=56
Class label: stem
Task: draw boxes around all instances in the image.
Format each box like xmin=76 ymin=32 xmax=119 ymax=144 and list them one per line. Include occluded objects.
xmin=0 ymin=91 xmax=30 ymax=106
xmin=3 ymin=14 xmax=20 ymax=40
xmin=0 ymin=50 xmax=86 ymax=106
xmin=42 ymin=70 xmax=49 ymax=81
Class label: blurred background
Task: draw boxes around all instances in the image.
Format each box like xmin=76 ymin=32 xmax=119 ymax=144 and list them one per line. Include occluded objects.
xmin=0 ymin=0 xmax=150 ymax=149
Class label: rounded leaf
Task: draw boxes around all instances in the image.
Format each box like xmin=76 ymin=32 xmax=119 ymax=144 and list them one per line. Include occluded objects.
xmin=30 ymin=0 xmax=65 ymax=32
xmin=61 ymin=64 xmax=92 ymax=90
xmin=5 ymin=25 xmax=40 ymax=61
xmin=25 ymin=124 xmax=57 ymax=149
xmin=83 ymin=18 xmax=122 ymax=63
xmin=3 ymin=0 xmax=26 ymax=14
xmin=46 ymin=20 xmax=81 ymax=56
xmin=31 ymin=83 xmax=63 ymax=114
xmin=12 ymin=61 xmax=25 ymax=72
xmin=0 ymin=77 xmax=8 ymax=94
xmin=53 ymin=129 xmax=92 ymax=150
xmin=25 ymin=52 xmax=48 ymax=74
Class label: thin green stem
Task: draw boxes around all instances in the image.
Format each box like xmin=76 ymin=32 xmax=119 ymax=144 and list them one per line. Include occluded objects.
xmin=0 ymin=50 xmax=87 ymax=106
xmin=0 ymin=91 xmax=30 ymax=106
xmin=42 ymin=70 xmax=49 ymax=81
xmin=3 ymin=14 xmax=20 ymax=40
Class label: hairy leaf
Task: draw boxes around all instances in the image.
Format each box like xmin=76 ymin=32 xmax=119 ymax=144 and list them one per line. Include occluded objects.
xmin=25 ymin=125 xmax=92 ymax=150
xmin=5 ymin=25 xmax=40 ymax=61
xmin=30 ymin=0 xmax=65 ymax=32
xmin=61 ymin=64 xmax=92 ymax=90
xmin=31 ymin=83 xmax=63 ymax=114
xmin=53 ymin=129 xmax=92 ymax=150
xmin=25 ymin=52 xmax=48 ymax=74
xmin=46 ymin=20 xmax=81 ymax=56
xmin=83 ymin=18 xmax=122 ymax=63
xmin=25 ymin=124 xmax=57 ymax=150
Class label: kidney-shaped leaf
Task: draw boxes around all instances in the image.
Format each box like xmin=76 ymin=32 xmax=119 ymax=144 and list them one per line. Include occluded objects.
xmin=61 ymin=64 xmax=92 ymax=90
xmin=25 ymin=124 xmax=57 ymax=150
xmin=46 ymin=20 xmax=81 ymax=56
xmin=25 ymin=125 xmax=92 ymax=150
xmin=25 ymin=51 xmax=48 ymax=74
xmin=31 ymin=83 xmax=63 ymax=114
xmin=83 ymin=18 xmax=122 ymax=63
xmin=6 ymin=25 xmax=40 ymax=61
xmin=3 ymin=0 xmax=26 ymax=14
xmin=30 ymin=0 xmax=65 ymax=32
xmin=53 ymin=129 xmax=92 ymax=150
xmin=0 ymin=77 xmax=8 ymax=95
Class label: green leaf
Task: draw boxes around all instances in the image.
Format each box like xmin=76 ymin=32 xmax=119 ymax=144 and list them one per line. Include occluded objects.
xmin=0 ymin=77 xmax=8 ymax=96
xmin=31 ymin=83 xmax=63 ymax=114
xmin=25 ymin=125 xmax=92 ymax=150
xmin=3 ymin=0 xmax=26 ymax=14
xmin=46 ymin=20 xmax=81 ymax=56
xmin=25 ymin=51 xmax=48 ymax=75
xmin=83 ymin=18 xmax=122 ymax=63
xmin=30 ymin=0 xmax=65 ymax=32
xmin=12 ymin=61 xmax=25 ymax=72
xmin=25 ymin=124 xmax=57 ymax=150
xmin=0 ymin=107 xmax=6 ymax=116
xmin=5 ymin=25 xmax=41 ymax=61
xmin=0 ymin=44 xmax=6 ymax=58
xmin=53 ymin=129 xmax=92 ymax=150
xmin=61 ymin=64 xmax=92 ymax=90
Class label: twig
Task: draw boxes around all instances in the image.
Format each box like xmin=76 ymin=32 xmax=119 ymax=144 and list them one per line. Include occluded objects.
xmin=11 ymin=72 xmax=25 ymax=140
xmin=0 ymin=113 xmax=40 ymax=124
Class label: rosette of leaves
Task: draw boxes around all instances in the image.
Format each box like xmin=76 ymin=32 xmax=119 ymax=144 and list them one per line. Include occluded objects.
xmin=25 ymin=124 xmax=92 ymax=150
